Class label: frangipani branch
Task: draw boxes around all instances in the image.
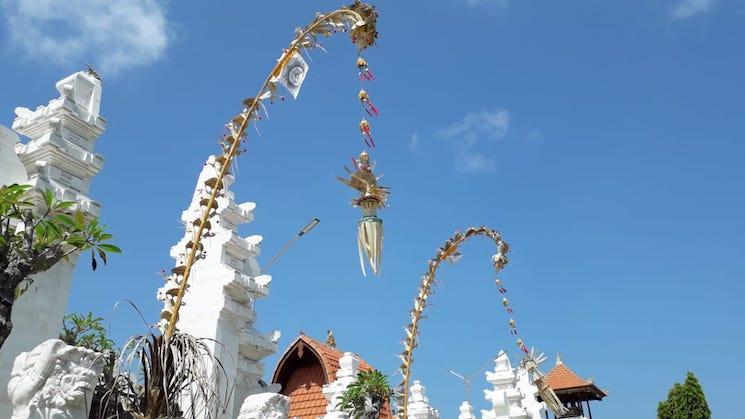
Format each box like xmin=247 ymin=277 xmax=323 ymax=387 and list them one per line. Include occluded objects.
xmin=396 ymin=226 xmax=567 ymax=418
xmin=163 ymin=2 xmax=379 ymax=340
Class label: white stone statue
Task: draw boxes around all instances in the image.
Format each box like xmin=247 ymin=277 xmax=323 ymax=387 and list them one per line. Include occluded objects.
xmin=237 ymin=392 xmax=290 ymax=419
xmin=8 ymin=339 xmax=104 ymax=419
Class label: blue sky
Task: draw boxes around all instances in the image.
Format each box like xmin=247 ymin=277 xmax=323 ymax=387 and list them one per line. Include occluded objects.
xmin=2 ymin=0 xmax=745 ymax=417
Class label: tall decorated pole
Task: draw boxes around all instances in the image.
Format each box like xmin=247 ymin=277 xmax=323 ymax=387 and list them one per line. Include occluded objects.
xmin=162 ymin=2 xmax=380 ymax=340
xmin=396 ymin=227 xmax=567 ymax=418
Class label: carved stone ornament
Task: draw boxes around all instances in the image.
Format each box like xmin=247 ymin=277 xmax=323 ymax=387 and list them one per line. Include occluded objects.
xmin=8 ymin=339 xmax=104 ymax=419
xmin=237 ymin=392 xmax=290 ymax=419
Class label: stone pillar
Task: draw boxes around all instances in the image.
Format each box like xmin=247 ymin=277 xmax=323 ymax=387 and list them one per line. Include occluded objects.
xmin=407 ymin=380 xmax=440 ymax=419
xmin=458 ymin=401 xmax=475 ymax=419
xmin=156 ymin=156 xmax=280 ymax=418
xmin=322 ymin=352 xmax=361 ymax=418
xmin=0 ymin=71 xmax=106 ymax=417
xmin=481 ymin=351 xmax=540 ymax=419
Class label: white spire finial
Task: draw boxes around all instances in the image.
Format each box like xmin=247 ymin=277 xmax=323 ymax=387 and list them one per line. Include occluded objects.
xmin=556 ymin=352 xmax=564 ymax=365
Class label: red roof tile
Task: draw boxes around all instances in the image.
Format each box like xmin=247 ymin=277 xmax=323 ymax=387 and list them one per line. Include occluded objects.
xmin=543 ymin=360 xmax=607 ymax=400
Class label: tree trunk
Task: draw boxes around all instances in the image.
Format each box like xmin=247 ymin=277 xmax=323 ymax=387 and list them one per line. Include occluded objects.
xmin=0 ymin=268 xmax=27 ymax=352
xmin=0 ymin=282 xmax=15 ymax=350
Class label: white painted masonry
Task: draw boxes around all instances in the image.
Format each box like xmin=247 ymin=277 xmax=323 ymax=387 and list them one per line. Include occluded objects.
xmin=156 ymin=157 xmax=280 ymax=418
xmin=0 ymin=71 xmax=107 ymax=417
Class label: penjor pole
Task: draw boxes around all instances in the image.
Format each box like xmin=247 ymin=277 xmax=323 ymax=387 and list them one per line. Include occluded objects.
xmin=164 ymin=3 xmax=379 ymax=340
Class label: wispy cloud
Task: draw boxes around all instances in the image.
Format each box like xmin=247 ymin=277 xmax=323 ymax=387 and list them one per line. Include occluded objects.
xmin=437 ymin=108 xmax=510 ymax=173
xmin=1 ymin=0 xmax=172 ymax=76
xmin=438 ymin=109 xmax=510 ymax=145
xmin=410 ymin=132 xmax=420 ymax=151
xmin=455 ymin=151 xmax=497 ymax=173
xmin=671 ymin=0 xmax=714 ymax=19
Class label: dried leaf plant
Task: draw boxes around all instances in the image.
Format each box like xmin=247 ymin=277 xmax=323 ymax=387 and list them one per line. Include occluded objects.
xmin=92 ymin=331 xmax=228 ymax=419
xmin=162 ymin=1 xmax=379 ymax=339
xmin=396 ymin=226 xmax=567 ymax=418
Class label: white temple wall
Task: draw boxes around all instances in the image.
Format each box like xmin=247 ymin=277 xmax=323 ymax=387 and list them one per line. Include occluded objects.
xmin=157 ymin=158 xmax=279 ymax=419
xmin=480 ymin=350 xmax=545 ymax=419
xmin=0 ymin=71 xmax=106 ymax=417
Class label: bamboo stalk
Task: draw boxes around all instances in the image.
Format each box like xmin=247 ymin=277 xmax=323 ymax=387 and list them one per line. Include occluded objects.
xmin=164 ymin=7 xmax=367 ymax=340
xmin=398 ymin=227 xmax=510 ymax=418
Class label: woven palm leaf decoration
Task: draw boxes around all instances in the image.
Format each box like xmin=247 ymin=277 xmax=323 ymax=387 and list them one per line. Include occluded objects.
xmin=338 ymin=151 xmax=389 ymax=276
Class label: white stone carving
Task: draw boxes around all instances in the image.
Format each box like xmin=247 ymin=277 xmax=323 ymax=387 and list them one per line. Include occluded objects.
xmin=8 ymin=339 xmax=104 ymax=419
xmin=0 ymin=71 xmax=107 ymax=417
xmin=322 ymin=352 xmax=361 ymax=418
xmin=458 ymin=401 xmax=476 ymax=419
xmin=237 ymin=392 xmax=290 ymax=419
xmin=407 ymin=380 xmax=440 ymax=419
xmin=157 ymin=156 xmax=279 ymax=418
xmin=481 ymin=351 xmax=545 ymax=419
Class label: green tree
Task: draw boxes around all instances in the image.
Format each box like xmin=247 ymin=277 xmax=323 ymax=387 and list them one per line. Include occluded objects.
xmin=0 ymin=184 xmax=120 ymax=350
xmin=338 ymin=369 xmax=393 ymax=419
xmin=59 ymin=311 xmax=114 ymax=352
xmin=658 ymin=372 xmax=711 ymax=419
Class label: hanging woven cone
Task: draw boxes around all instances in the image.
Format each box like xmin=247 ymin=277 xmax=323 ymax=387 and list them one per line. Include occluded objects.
xmin=357 ymin=196 xmax=383 ymax=276
xmin=338 ymin=151 xmax=389 ymax=277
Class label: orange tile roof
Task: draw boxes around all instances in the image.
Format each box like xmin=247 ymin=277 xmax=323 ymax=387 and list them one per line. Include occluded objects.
xmin=544 ymin=363 xmax=592 ymax=390
xmin=543 ymin=361 xmax=607 ymax=400
xmin=300 ymin=334 xmax=375 ymax=381
xmin=272 ymin=334 xmax=392 ymax=418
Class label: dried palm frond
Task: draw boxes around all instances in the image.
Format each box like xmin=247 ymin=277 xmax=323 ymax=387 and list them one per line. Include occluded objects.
xmin=92 ymin=332 xmax=228 ymax=419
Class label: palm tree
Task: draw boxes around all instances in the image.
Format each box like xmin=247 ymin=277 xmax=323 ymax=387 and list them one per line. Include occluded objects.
xmin=338 ymin=370 xmax=393 ymax=419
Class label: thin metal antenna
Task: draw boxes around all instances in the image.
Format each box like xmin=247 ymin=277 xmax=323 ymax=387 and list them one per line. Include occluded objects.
xmin=260 ymin=218 xmax=320 ymax=273
xmin=446 ymin=368 xmax=472 ymax=404
xmin=442 ymin=357 xmax=494 ymax=405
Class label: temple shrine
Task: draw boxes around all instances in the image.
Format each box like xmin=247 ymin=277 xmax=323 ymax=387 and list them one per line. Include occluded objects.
xmin=540 ymin=355 xmax=607 ymax=419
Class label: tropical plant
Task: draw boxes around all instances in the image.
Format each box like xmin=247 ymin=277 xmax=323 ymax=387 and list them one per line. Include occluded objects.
xmin=0 ymin=184 xmax=120 ymax=350
xmin=658 ymin=372 xmax=711 ymax=419
xmin=338 ymin=369 xmax=393 ymax=419
xmin=60 ymin=311 xmax=114 ymax=352
xmin=93 ymin=331 xmax=228 ymax=419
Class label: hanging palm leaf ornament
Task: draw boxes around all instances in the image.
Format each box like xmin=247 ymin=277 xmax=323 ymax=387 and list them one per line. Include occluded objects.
xmin=338 ymin=151 xmax=389 ymax=276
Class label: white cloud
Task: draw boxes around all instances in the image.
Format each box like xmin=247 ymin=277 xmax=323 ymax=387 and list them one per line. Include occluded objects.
xmin=455 ymin=151 xmax=497 ymax=173
xmin=1 ymin=0 xmax=171 ymax=76
xmin=671 ymin=0 xmax=714 ymax=19
xmin=437 ymin=108 xmax=510 ymax=173
xmin=437 ymin=108 xmax=510 ymax=145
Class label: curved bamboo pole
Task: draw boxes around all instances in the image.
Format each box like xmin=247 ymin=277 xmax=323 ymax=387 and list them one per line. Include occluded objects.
xmin=397 ymin=226 xmax=511 ymax=417
xmin=164 ymin=4 xmax=376 ymax=340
